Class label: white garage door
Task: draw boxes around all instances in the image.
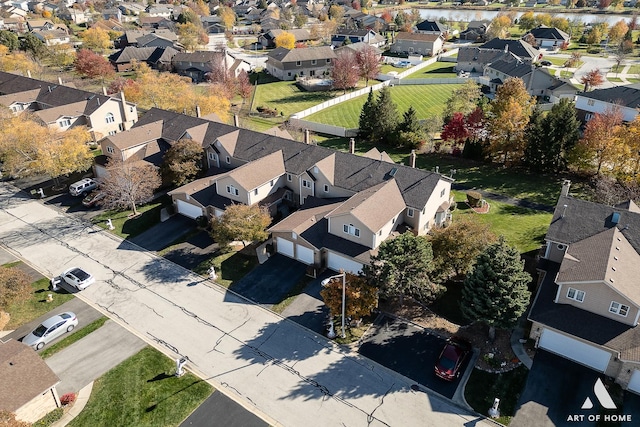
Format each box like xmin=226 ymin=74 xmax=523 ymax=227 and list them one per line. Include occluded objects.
xmin=539 ymin=329 xmax=611 ymax=372
xmin=176 ymin=200 xmax=203 ymax=219
xmin=276 ymin=237 xmax=294 ymax=257
xmin=628 ymin=370 xmax=640 ymax=394
xmin=327 ymin=252 xmax=363 ymax=274
xmin=296 ymin=245 xmax=314 ymax=265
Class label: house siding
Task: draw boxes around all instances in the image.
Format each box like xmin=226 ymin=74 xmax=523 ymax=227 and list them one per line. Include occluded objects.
xmin=391 ymin=38 xmax=443 ymax=56
xmin=575 ymin=95 xmax=638 ymax=123
xmin=266 ymin=58 xmax=333 ymax=81
xmin=417 ymin=179 xmax=451 ymax=233
xmin=556 ymin=282 xmax=638 ymax=326
xmin=298 ymin=172 xmax=315 ymax=205
xmin=216 ymin=176 xmax=250 ymax=205
xmin=14 ymin=387 xmax=60 ymax=424
xmin=328 ymin=214 xmax=375 ymax=249
xmin=372 ymin=215 xmax=399 ymax=248
xmin=246 ymin=175 xmax=285 ymax=206
xmin=88 ymin=99 xmax=138 ymax=140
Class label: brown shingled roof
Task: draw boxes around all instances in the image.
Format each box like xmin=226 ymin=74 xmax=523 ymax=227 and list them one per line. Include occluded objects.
xmin=228 ymin=150 xmax=285 ymax=190
xmin=104 ymin=121 xmax=163 ymax=150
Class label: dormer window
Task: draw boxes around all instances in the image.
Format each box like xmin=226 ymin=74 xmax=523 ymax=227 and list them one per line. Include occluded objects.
xmin=106 ymin=146 xmax=114 ymax=154
xmin=343 ymin=224 xmax=360 ymax=237
xmin=226 ymin=185 xmax=239 ymax=196
xmin=59 ymin=118 xmax=71 ymax=127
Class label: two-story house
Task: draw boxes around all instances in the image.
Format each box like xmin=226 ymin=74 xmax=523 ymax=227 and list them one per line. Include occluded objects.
xmin=390 ymin=33 xmax=444 ymax=57
xmin=524 ymin=26 xmax=570 ymax=50
xmin=415 ymin=20 xmax=448 ymax=38
xmin=574 ymin=86 xmax=640 ymax=124
xmin=259 ymin=29 xmax=314 ymax=48
xmin=266 ymin=47 xmax=336 ymax=81
xmin=529 ymin=180 xmax=640 ymax=392
xmin=330 ymin=29 xmax=386 ymax=48
xmin=456 ymin=38 xmax=540 ymax=73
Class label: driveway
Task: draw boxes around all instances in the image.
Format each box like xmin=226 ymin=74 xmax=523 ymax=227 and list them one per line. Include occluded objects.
xmin=129 ymin=215 xmax=197 ymax=252
xmin=180 ymin=391 xmax=268 ymax=427
xmin=358 ymin=315 xmax=468 ymax=400
xmin=228 ymin=254 xmax=307 ymax=306
xmin=45 ymin=319 xmax=146 ymax=395
xmin=511 ymin=350 xmax=635 ymax=427
xmin=280 ymin=272 xmax=335 ymax=334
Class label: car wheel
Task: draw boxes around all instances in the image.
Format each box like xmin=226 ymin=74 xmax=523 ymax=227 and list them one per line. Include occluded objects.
xmin=67 ymin=324 xmax=75 ymax=332
xmin=36 ymin=342 xmax=45 ymax=350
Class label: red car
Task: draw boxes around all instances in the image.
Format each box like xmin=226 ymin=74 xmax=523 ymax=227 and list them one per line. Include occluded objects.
xmin=434 ymin=337 xmax=471 ymax=381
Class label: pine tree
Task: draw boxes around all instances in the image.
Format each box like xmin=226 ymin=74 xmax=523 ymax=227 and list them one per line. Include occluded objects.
xmin=546 ymin=98 xmax=581 ymax=172
xmin=460 ymin=236 xmax=531 ymax=340
xmin=372 ymin=86 xmax=398 ymax=143
xmin=358 ymin=88 xmax=377 ymax=140
xmin=397 ymin=106 xmax=425 ymax=149
xmin=523 ymin=108 xmax=547 ymax=172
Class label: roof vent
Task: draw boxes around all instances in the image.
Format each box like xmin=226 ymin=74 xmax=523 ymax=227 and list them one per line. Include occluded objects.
xmin=616 ymin=247 xmax=620 ymax=251
xmin=612 ymin=212 xmax=620 ymax=224
xmin=610 ymin=278 xmax=615 ymax=283
xmin=612 ymin=267 xmax=616 ymax=271
xmin=614 ymin=256 xmax=619 ymax=261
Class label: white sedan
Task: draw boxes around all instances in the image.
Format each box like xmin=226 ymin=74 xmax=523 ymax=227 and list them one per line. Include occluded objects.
xmin=22 ymin=312 xmax=78 ymax=350
xmin=52 ymin=267 xmax=95 ymax=291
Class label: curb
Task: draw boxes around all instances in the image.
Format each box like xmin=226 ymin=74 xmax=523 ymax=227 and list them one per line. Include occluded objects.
xmin=51 ymin=381 xmax=93 ymax=427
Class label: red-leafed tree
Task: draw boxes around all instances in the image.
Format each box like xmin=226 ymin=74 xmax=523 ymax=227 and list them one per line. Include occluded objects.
xmin=74 ymin=48 xmax=114 ymax=81
xmin=598 ymin=0 xmax=612 ymax=8
xmin=355 ymin=44 xmax=380 ymax=87
xmin=236 ymin=70 xmax=252 ymax=104
xmin=352 ymin=0 xmax=361 ymax=10
xmin=466 ymin=107 xmax=486 ymax=142
xmin=331 ymin=51 xmax=359 ymax=93
xmin=107 ymin=76 xmax=135 ymax=95
xmin=580 ymin=68 xmax=605 ymax=92
xmin=441 ymin=112 xmax=469 ymax=146
xmin=380 ymin=10 xmax=392 ymax=23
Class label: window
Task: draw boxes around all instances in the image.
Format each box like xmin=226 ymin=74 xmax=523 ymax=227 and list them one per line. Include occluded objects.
xmin=326 ymin=59 xmax=331 ymax=63
xmin=343 ymin=224 xmax=360 ymax=237
xmin=106 ymin=146 xmax=114 ymax=154
xmin=407 ymin=208 xmax=414 ymax=217
xmin=302 ymin=179 xmax=311 ymax=188
xmin=209 ymin=153 xmax=216 ymax=160
xmin=105 ymin=112 xmax=115 ymax=124
xmin=226 ymin=185 xmax=239 ymax=196
xmin=119 ymin=123 xmax=125 ymax=131
xmin=287 ymin=174 xmax=292 ymax=181
xmin=254 ymin=189 xmax=258 ymax=195
xmin=130 ymin=106 xmax=134 ymax=113
xmin=225 ymin=156 xmax=230 ymax=164
xmin=585 ymin=113 xmax=594 ymax=121
xmin=440 ymin=189 xmax=445 ymax=197
xmin=108 ymin=130 xmax=117 ymax=136
xmin=610 ymin=301 xmax=630 ymax=317
xmin=288 ymin=72 xmax=292 ymax=77
xmin=311 ymin=59 xmax=317 ymax=65
xmin=59 ymin=118 xmax=71 ymax=127
xmin=324 ymin=184 xmax=329 ymax=192
xmin=270 ymin=180 xmax=274 ymax=187
xmin=587 ymin=99 xmax=595 ymax=106
xmin=567 ymin=287 xmax=585 ymax=302
xmin=296 ymin=61 xmax=301 ymax=66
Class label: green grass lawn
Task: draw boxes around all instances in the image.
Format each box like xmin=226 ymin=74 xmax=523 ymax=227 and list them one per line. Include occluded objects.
xmin=404 ymin=62 xmax=457 ymax=79
xmin=68 ymin=347 xmax=212 ymax=427
xmin=41 ymin=317 xmax=108 ymax=358
xmin=92 ymin=196 xmax=170 ymax=239
xmin=194 ymin=249 xmax=259 ymax=288
xmin=627 ymin=64 xmax=640 ymax=74
xmin=5 ymin=273 xmax=74 ymax=330
xmin=306 ymin=84 xmax=462 ymax=129
xmin=465 ymin=365 xmax=529 ymax=426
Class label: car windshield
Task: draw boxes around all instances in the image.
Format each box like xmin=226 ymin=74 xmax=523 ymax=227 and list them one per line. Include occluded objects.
xmin=439 ymin=354 xmax=456 ymax=371
xmin=60 ymin=313 xmax=71 ymax=319
xmin=32 ymin=324 xmax=47 ymax=337
xmin=70 ymin=268 xmax=89 ymax=280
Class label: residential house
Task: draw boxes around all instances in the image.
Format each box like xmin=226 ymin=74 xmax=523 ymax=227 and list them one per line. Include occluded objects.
xmin=90 ymin=18 xmax=125 ymax=33
xmin=415 ymin=20 xmax=448 ymax=38
xmin=259 ymin=29 xmax=313 ymax=48
xmin=335 ymin=41 xmax=383 ymax=57
xmin=0 ymin=71 xmax=138 ymax=140
xmin=331 ymin=29 xmax=386 ymax=48
xmin=529 ymin=180 xmax=640 ymax=392
xmin=147 ymin=5 xmax=173 ymax=18
xmin=574 ymin=86 xmax=640 ymax=124
xmin=0 ymin=340 xmax=61 ymax=423
xmin=524 ymin=26 xmax=570 ymax=50
xmin=33 ymin=29 xmax=71 ymax=46
xmin=136 ymin=33 xmax=180 ymax=50
xmin=121 ymin=107 xmax=452 ymax=274
xmin=115 ymin=29 xmax=178 ymax=49
xmin=109 ymin=46 xmax=178 ymax=72
xmin=139 ymin=16 xmax=175 ymax=30
xmin=456 ymin=38 xmax=540 ymax=73
xmin=480 ymin=55 xmax=578 ymax=101
xmin=459 ymin=20 xmax=490 ymax=42
xmin=390 ymin=33 xmax=444 ymax=57
xmin=58 ymin=7 xmax=89 ymax=25
xmin=201 ymin=16 xmax=226 ymax=34
xmin=102 ymin=8 xmax=123 ymax=23
xmin=171 ymin=51 xmax=221 ymax=82
xmin=266 ymin=46 xmax=336 ymax=80
xmin=1 ymin=17 xmax=27 ymax=32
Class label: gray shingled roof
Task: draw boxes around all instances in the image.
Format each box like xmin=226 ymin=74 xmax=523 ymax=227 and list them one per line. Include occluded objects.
xmin=528 ymin=26 xmax=570 ymax=41
xmin=480 ymin=38 xmax=539 ymax=60
xmin=267 ymin=46 xmax=336 ymax=63
xmin=578 ymin=86 xmax=640 ymax=109
xmin=486 ymin=57 xmax=532 ymax=78
xmin=416 ymin=20 xmax=447 ymax=32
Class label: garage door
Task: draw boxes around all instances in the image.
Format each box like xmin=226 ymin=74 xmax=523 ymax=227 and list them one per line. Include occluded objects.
xmin=276 ymin=237 xmax=294 ymax=257
xmin=327 ymin=252 xmax=363 ymax=274
xmin=176 ymin=200 xmax=203 ymax=219
xmin=628 ymin=370 xmax=640 ymax=394
xmin=296 ymin=245 xmax=314 ymax=265
xmin=539 ymin=329 xmax=611 ymax=372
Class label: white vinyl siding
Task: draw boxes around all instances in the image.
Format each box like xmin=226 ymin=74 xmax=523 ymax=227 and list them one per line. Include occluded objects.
xmin=567 ymin=287 xmax=585 ymax=302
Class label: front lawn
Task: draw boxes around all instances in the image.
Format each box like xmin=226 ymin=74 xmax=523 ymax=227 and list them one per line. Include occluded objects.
xmin=404 ymin=62 xmax=457 ymax=79
xmin=194 ymin=249 xmax=259 ymax=288
xmin=4 ymin=273 xmax=74 ymax=330
xmin=465 ymin=365 xmax=529 ymax=426
xmin=41 ymin=317 xmax=109 ymax=358
xmin=306 ymin=84 xmax=461 ymax=129
xmin=92 ymin=196 xmax=171 ymax=239
xmin=68 ymin=347 xmax=213 ymax=427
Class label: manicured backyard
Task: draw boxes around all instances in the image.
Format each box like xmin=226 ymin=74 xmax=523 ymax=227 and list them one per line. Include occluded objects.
xmin=404 ymin=61 xmax=457 ymax=79
xmin=306 ymin=84 xmax=462 ymax=129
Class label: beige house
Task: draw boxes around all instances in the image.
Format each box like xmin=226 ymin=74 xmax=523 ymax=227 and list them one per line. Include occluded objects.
xmin=529 ymin=180 xmax=640 ymax=392
xmin=266 ymin=47 xmax=336 ymax=81
xmin=0 ymin=340 xmax=61 ymax=423
xmin=390 ymin=33 xmax=444 ymax=57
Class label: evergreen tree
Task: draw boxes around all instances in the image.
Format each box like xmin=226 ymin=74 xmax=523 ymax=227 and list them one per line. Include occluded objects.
xmin=523 ymin=108 xmax=547 ymax=172
xmin=363 ymin=232 xmax=443 ymax=305
xmin=358 ymin=88 xmax=377 ymax=140
xmin=460 ymin=237 xmax=531 ymax=340
xmin=372 ymin=86 xmax=398 ymax=143
xmin=397 ymin=106 xmax=425 ymax=149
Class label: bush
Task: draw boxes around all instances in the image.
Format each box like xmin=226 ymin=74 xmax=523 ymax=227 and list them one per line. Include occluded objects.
xmin=466 ymin=191 xmax=482 ymax=207
xmin=33 ymin=408 xmax=64 ymax=427
xmin=60 ymin=392 xmax=76 ymax=406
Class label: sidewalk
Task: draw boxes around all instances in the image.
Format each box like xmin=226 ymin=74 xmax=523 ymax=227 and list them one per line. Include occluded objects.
xmin=51 ymin=382 xmax=93 ymax=427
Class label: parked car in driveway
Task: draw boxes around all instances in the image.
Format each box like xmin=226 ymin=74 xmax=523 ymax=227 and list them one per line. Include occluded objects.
xmin=82 ymin=191 xmax=105 ymax=208
xmin=69 ymin=178 xmax=97 ymax=196
xmin=22 ymin=312 xmax=78 ymax=350
xmin=394 ymin=60 xmax=411 ymax=68
xmin=52 ymin=267 xmax=95 ymax=291
xmin=540 ymin=60 xmax=552 ymax=66
xmin=434 ymin=337 xmax=471 ymax=381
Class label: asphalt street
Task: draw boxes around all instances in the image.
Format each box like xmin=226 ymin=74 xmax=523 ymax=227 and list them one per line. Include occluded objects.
xmin=0 ymin=182 xmax=494 ymax=426
xmin=180 ymin=391 xmax=268 ymax=427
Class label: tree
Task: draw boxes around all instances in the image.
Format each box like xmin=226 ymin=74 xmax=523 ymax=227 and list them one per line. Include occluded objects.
xmin=580 ymin=68 xmax=605 ymax=92
xmin=363 ymin=232 xmax=443 ymax=305
xmin=443 ymin=81 xmax=482 ymax=122
xmin=380 ymin=10 xmax=392 ymax=23
xmin=274 ymin=31 xmax=295 ymax=49
xmin=47 ymin=43 xmax=76 ymax=70
xmin=358 ymin=88 xmax=376 ymax=140
xmin=160 ymin=138 xmax=204 ymax=186
xmin=0 ymin=30 xmax=19 ymax=51
xmin=486 ymin=14 xmax=512 ymax=39
xmin=294 ymin=12 xmax=307 ymax=28
xmin=609 ymin=20 xmax=629 ymax=46
xmin=177 ymin=22 xmax=208 ymax=52
xmin=36 ymin=127 xmax=94 ymax=188
xmin=441 ymin=112 xmax=469 ymax=146
xmin=81 ymin=27 xmax=112 ymax=52
xmin=0 ymin=266 xmax=31 ymax=310
xmin=354 ymin=44 xmax=380 ymax=87
xmin=328 ymin=4 xmax=345 ymax=21
xmin=487 ymin=78 xmax=535 ymax=165
xmin=236 ymin=70 xmax=253 ymax=104
xmin=74 ymin=49 xmax=114 ymax=81
xmin=320 ymin=273 xmax=378 ymax=321
xmin=460 ymin=237 xmax=531 ymax=340
xmin=586 ymin=25 xmax=604 ymax=46
xmin=20 ymin=33 xmax=46 ymax=59
xmin=0 ymin=49 xmax=40 ymax=75
xmin=372 ymin=86 xmax=398 ymax=143
xmin=101 ymin=158 xmax=161 ymax=216
xmin=429 ymin=216 xmax=497 ymax=280
xmin=331 ymin=51 xmax=358 ymax=93
xmin=397 ymin=106 xmax=424 ymax=149
xmin=210 ymin=204 xmax=271 ymax=246
xmin=218 ymin=6 xmax=236 ymax=30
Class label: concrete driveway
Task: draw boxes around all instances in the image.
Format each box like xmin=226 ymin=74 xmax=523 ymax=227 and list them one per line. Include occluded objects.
xmin=511 ymin=350 xmax=635 ymax=427
xmin=228 ymin=254 xmax=307 ymax=306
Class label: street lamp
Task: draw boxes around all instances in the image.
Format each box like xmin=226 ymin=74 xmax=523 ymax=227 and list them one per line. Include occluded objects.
xmin=321 ymin=272 xmax=347 ymax=338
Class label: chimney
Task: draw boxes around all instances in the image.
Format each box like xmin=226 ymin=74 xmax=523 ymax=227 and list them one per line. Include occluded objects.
xmin=349 ymin=137 xmax=355 ymax=154
xmin=27 ymin=70 xmax=31 ymax=78
xmin=120 ymin=91 xmax=131 ymax=130
xmin=196 ymin=105 xmax=201 ymax=118
xmin=561 ymin=179 xmax=571 ymax=197
xmin=410 ymin=150 xmax=416 ymax=168
xmin=304 ymin=129 xmax=310 ymax=145
xmin=58 ymin=76 xmax=63 ymax=85
xmin=435 ymin=165 xmax=439 ymax=174
xmin=562 ymin=204 xmax=568 ymax=218
xmin=233 ymin=114 xmax=239 ymax=127
xmin=103 ymin=86 xmax=108 ymax=95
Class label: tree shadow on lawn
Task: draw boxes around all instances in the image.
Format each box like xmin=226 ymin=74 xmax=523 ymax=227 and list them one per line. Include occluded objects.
xmin=267 ymin=92 xmax=337 ymax=106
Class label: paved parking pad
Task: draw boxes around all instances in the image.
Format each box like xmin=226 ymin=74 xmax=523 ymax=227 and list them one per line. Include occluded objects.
xmin=180 ymin=391 xmax=268 ymax=427
xmin=358 ymin=315 xmax=464 ymax=399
